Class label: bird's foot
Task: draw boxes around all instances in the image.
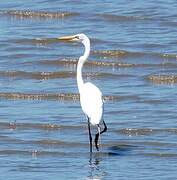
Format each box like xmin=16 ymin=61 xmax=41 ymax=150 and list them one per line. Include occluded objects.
xmin=95 ymin=143 xmax=99 ymax=151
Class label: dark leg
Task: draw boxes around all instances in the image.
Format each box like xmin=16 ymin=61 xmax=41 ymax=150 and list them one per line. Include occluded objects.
xmin=87 ymin=117 xmax=92 ymax=153
xmin=95 ymin=125 xmax=100 ymax=151
xmin=94 ymin=120 xmax=107 ymax=151
xmin=101 ymin=103 xmax=107 ymax=134
xmin=101 ymin=120 xmax=107 ymax=134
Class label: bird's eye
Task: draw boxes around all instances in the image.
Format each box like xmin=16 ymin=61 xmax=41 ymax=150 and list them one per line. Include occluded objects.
xmin=75 ymin=36 xmax=79 ymax=40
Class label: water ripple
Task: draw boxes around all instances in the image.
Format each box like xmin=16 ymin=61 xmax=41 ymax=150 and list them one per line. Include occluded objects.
xmin=40 ymin=58 xmax=134 ymax=67
xmin=38 ymin=59 xmax=177 ymax=68
xmin=0 ymin=70 xmax=127 ymax=80
xmin=147 ymin=74 xmax=177 ymax=84
xmin=0 ymin=10 xmax=79 ymax=19
xmin=98 ymin=13 xmax=151 ymax=22
xmin=117 ymin=128 xmax=177 ymax=136
xmin=0 ymin=92 xmax=119 ymax=101
xmin=0 ymin=121 xmax=82 ymax=131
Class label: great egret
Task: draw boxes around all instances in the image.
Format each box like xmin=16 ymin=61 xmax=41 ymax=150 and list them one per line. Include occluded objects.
xmin=58 ymin=34 xmax=107 ymax=153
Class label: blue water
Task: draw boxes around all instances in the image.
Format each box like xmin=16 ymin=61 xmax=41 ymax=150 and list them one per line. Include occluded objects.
xmin=0 ymin=1 xmax=177 ymax=179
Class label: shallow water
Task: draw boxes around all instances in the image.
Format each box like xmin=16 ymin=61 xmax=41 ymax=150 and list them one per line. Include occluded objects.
xmin=1 ymin=1 xmax=177 ymax=179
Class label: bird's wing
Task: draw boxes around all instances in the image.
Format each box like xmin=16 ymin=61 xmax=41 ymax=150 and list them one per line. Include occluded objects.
xmin=80 ymin=82 xmax=103 ymax=124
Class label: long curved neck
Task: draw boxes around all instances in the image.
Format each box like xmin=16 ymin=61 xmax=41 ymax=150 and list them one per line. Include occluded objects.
xmin=77 ymin=38 xmax=90 ymax=93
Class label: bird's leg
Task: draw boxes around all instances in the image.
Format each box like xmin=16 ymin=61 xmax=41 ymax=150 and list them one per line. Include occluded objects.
xmin=95 ymin=125 xmax=100 ymax=151
xmin=101 ymin=102 xmax=107 ymax=134
xmin=87 ymin=117 xmax=92 ymax=153
xmin=95 ymin=121 xmax=107 ymax=151
xmin=100 ymin=120 xmax=107 ymax=134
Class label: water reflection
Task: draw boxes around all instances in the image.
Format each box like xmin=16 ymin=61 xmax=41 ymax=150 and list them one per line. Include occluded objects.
xmin=87 ymin=153 xmax=107 ymax=180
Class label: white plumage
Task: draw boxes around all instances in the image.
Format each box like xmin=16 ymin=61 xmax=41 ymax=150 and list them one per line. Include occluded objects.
xmin=58 ymin=33 xmax=107 ymax=153
xmin=80 ymin=82 xmax=103 ymax=125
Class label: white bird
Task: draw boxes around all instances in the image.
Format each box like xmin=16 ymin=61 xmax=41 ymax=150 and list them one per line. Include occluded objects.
xmin=58 ymin=34 xmax=107 ymax=153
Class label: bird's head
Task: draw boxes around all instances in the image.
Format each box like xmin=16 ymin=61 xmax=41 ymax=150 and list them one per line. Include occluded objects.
xmin=58 ymin=33 xmax=90 ymax=59
xmin=58 ymin=33 xmax=89 ymax=43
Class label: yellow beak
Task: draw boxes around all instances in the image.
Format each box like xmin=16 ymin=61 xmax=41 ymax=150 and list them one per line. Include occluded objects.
xmin=57 ymin=35 xmax=77 ymax=41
